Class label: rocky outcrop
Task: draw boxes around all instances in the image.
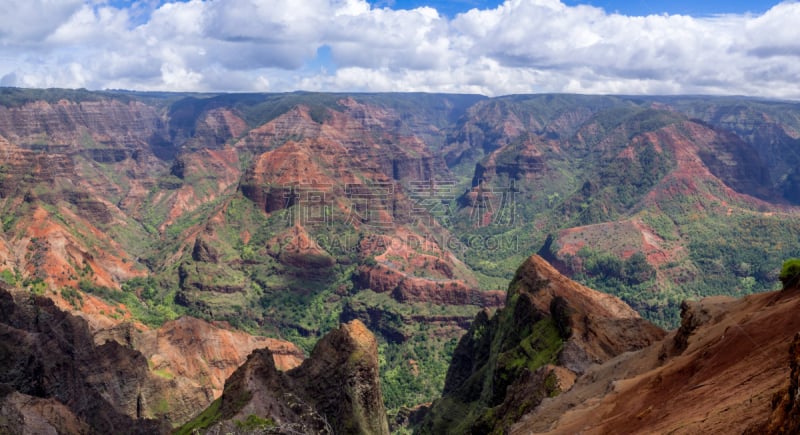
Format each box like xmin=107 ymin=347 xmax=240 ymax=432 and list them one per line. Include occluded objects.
xmin=191 ymin=320 xmax=389 ymax=435
xmin=754 ymin=332 xmax=800 ymax=434
xmin=290 ymin=320 xmax=389 ymax=434
xmin=341 ymin=300 xmax=476 ymax=344
xmin=81 ymin=147 xmax=133 ymax=163
xmin=669 ymin=298 xmax=727 ymax=355
xmin=471 ymin=134 xmax=547 ymax=185
xmin=0 ymin=98 xmax=171 ymax=158
xmin=266 ymin=224 xmax=336 ymax=271
xmin=355 ymin=264 xmax=504 ymax=307
xmin=0 ymin=287 xmax=168 ymax=434
xmin=0 ymin=285 xmax=304 ymax=432
xmin=0 ymin=391 xmax=90 ymax=435
xmin=132 ymin=317 xmax=303 ymax=425
xmin=510 ymin=285 xmax=800 ymax=434
xmin=182 ymin=108 xmax=248 ymax=150
xmin=417 ymin=255 xmax=664 ymax=433
xmin=192 ymin=236 xmax=220 ymax=263
xmin=237 ymin=103 xmax=450 ymax=216
xmin=63 ymin=188 xmax=113 ymax=224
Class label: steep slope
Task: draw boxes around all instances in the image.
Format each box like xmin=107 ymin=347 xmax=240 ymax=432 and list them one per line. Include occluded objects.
xmin=168 ymin=96 xmax=499 ymax=409
xmin=511 ymin=283 xmax=800 ymax=434
xmin=0 ymin=89 xmax=490 ymax=411
xmin=417 ymin=255 xmax=664 ymax=433
xmin=443 ymin=95 xmax=800 ymax=327
xmin=754 ymin=332 xmax=800 ymax=434
xmin=184 ymin=319 xmax=389 ymax=435
xmin=541 ymin=116 xmax=800 ymax=324
xmin=0 ymin=286 xmax=168 ymax=434
xmin=0 ymin=285 xmax=303 ymax=432
xmin=0 ymin=391 xmax=91 ymax=435
xmin=658 ymin=96 xmax=800 ymax=200
xmin=116 ymin=316 xmax=304 ymax=424
xmin=5 ymin=88 xmax=800 ymax=419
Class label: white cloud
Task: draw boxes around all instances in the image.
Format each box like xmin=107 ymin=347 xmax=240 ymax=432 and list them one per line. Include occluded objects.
xmin=325 ymin=6 xmax=451 ymax=70
xmin=0 ymin=0 xmax=798 ymax=99
xmin=0 ymin=0 xmax=84 ymax=43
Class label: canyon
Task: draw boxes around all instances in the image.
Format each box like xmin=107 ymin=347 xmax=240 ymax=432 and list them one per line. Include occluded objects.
xmin=1 ymin=88 xmax=800 ymax=432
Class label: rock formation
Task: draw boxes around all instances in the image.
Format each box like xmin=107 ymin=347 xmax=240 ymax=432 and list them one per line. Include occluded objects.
xmin=506 ymin=282 xmax=800 ymax=434
xmin=0 ymin=286 xmax=168 ymax=434
xmin=417 ymin=255 xmax=665 ymax=433
xmin=189 ymin=319 xmax=390 ymax=435
xmin=0 ymin=285 xmax=303 ymax=432
xmin=2 ymin=89 xmax=800 ymax=432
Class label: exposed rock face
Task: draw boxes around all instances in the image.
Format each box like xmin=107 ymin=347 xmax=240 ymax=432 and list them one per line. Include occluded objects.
xmin=195 ymin=320 xmax=390 ymax=435
xmin=0 ymin=391 xmax=90 ymax=435
xmin=670 ymin=298 xmax=722 ymax=354
xmin=0 ymin=99 xmax=168 ymax=154
xmin=0 ymin=135 xmax=79 ymax=198
xmin=471 ymin=134 xmax=548 ymax=185
xmin=661 ymin=98 xmax=800 ymax=203
xmin=442 ymin=99 xmax=532 ymax=167
xmin=266 ymin=224 xmax=336 ymax=271
xmin=5 ymin=90 xmax=800 ymax=432
xmin=505 ymin=255 xmax=665 ymax=373
xmin=238 ymin=103 xmax=449 ymax=217
xmin=290 ymin=320 xmax=389 ymax=435
xmin=0 ymin=285 xmax=304 ymax=433
xmin=355 ymin=264 xmax=504 ymax=307
xmin=341 ymin=300 xmax=476 ymax=344
xmin=748 ymin=284 xmax=800 ymax=433
xmin=755 ymin=332 xmax=800 ymax=434
xmin=511 ymin=287 xmax=800 ymax=434
xmin=0 ymin=287 xmax=168 ymax=434
xmin=191 ymin=236 xmax=220 ymax=263
xmin=182 ymin=108 xmax=248 ymax=150
xmin=442 ymin=95 xmax=611 ymax=167
xmin=129 ymin=317 xmax=304 ymax=424
xmin=417 ymin=255 xmax=664 ymax=433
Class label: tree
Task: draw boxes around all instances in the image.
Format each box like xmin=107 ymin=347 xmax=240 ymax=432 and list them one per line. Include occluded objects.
xmin=779 ymin=258 xmax=800 ymax=289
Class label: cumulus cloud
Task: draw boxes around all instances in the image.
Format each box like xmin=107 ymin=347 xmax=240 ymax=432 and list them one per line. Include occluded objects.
xmin=0 ymin=0 xmax=84 ymax=43
xmin=0 ymin=0 xmax=798 ymax=98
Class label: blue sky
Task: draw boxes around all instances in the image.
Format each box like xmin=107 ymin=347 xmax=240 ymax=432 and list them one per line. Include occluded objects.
xmin=372 ymin=0 xmax=778 ymax=16
xmin=0 ymin=0 xmax=798 ymax=98
xmin=105 ymin=0 xmax=781 ymax=16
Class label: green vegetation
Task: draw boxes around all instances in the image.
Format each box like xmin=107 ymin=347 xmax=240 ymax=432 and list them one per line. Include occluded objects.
xmin=0 ymin=269 xmax=17 ymax=286
xmin=576 ymin=249 xmax=655 ymax=287
xmin=235 ymin=414 xmax=276 ymax=431
xmin=780 ymin=258 xmax=800 ymax=288
xmin=0 ymin=87 xmax=132 ymax=107
xmin=346 ymin=291 xmax=474 ymax=409
xmin=24 ymin=278 xmax=47 ymax=296
xmin=1 ymin=214 xmax=15 ymax=233
xmin=8 ymin=89 xmax=800 ymax=424
xmin=79 ymin=279 xmax=182 ymax=326
xmin=60 ymin=287 xmax=83 ymax=308
xmin=152 ymin=368 xmax=174 ymax=380
xmin=682 ymin=211 xmax=800 ymax=294
xmin=174 ymin=397 xmax=222 ymax=435
xmin=419 ymin=308 xmax=563 ymax=433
